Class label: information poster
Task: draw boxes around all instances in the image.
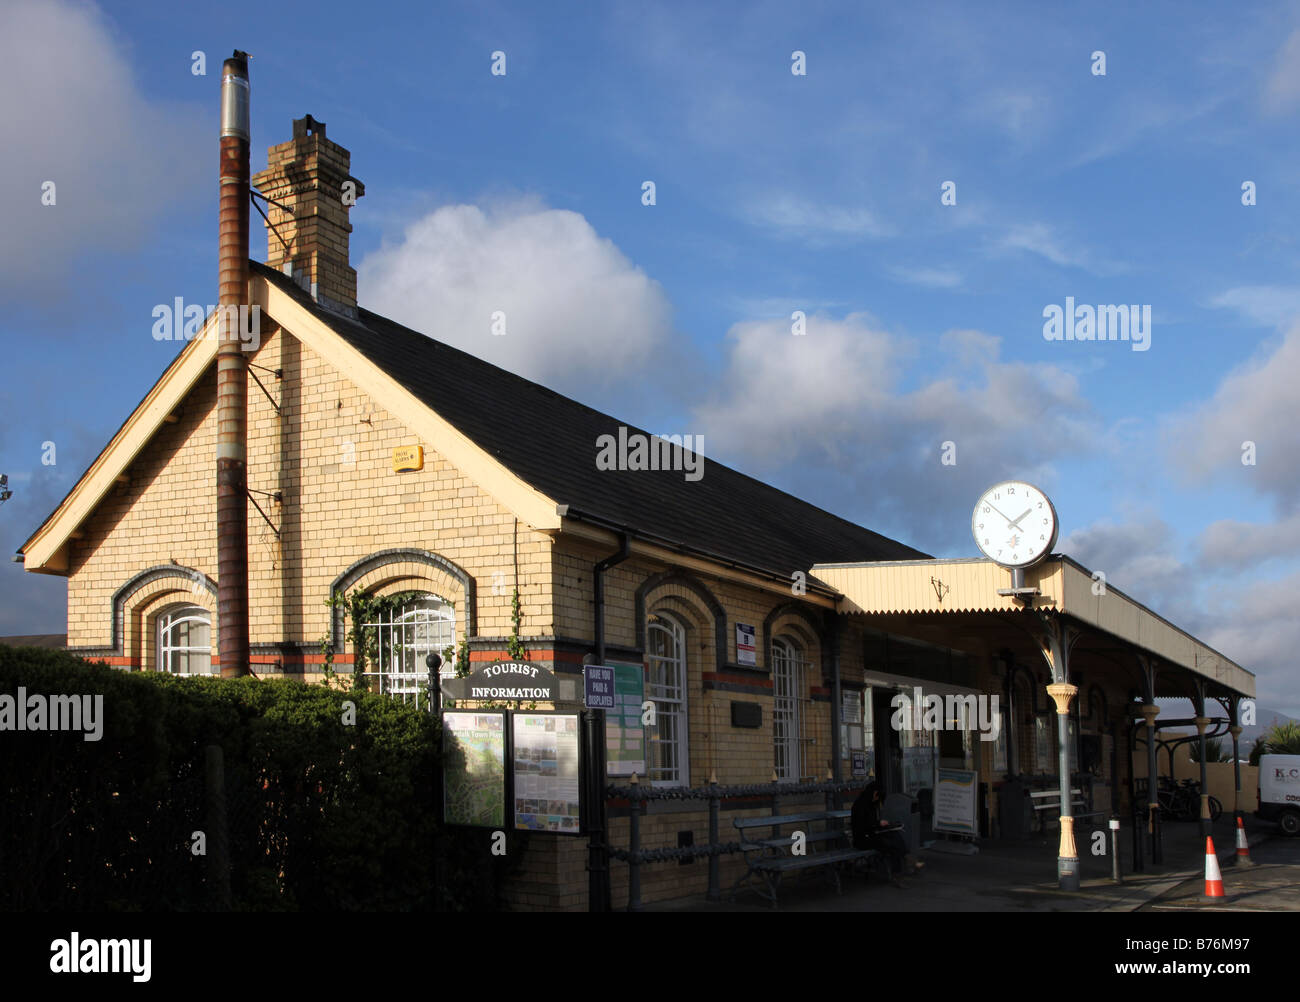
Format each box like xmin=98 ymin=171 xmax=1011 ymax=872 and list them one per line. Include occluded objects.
xmin=736 ymin=623 xmax=756 ymax=666
xmin=605 ymin=663 xmax=646 ymax=776
xmin=934 ymin=768 xmax=978 ymax=835
xmin=442 ymin=711 xmax=507 ymax=828
xmin=512 ymin=713 xmax=582 ymax=834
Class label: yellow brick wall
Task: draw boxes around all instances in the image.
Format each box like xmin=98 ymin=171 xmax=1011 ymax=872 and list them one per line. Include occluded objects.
xmin=65 ymin=325 xmax=554 ymax=669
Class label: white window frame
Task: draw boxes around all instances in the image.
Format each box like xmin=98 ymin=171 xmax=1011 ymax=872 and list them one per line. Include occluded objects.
xmin=156 ymin=604 xmax=213 ymax=675
xmin=360 ymin=594 xmax=456 ymax=709
xmin=771 ymin=637 xmax=808 ymax=783
xmin=646 ymin=612 xmax=689 ymax=787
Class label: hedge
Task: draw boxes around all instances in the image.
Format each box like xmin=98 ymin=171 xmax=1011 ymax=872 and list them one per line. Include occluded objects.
xmin=0 ymin=646 xmax=512 ymax=911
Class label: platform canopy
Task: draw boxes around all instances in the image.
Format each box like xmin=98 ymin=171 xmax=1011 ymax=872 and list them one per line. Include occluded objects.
xmin=811 ymin=556 xmax=1254 ymax=701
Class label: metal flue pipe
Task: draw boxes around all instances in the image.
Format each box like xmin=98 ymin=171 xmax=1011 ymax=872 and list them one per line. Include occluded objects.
xmin=217 ymin=51 xmax=250 ymax=678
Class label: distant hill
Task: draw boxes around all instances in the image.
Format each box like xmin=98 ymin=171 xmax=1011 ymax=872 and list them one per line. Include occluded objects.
xmin=1154 ymin=699 xmax=1297 ymax=760
xmin=1240 ymin=706 xmax=1299 ymax=758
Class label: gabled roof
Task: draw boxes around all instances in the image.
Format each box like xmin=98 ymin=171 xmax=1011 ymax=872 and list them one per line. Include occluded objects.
xmin=22 ymin=260 xmax=928 ymax=579
xmin=253 ymin=263 xmax=929 ymax=575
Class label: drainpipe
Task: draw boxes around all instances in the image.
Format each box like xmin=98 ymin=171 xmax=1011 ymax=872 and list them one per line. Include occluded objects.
xmin=588 ymin=533 xmax=629 ymax=913
xmin=594 ymin=533 xmax=630 ymax=665
xmin=829 ymin=615 xmax=842 ymax=785
xmin=217 ymin=51 xmax=251 ymax=678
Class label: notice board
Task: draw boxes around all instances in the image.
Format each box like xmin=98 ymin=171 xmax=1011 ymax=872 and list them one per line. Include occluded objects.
xmin=604 ymin=662 xmax=646 ymax=776
xmin=512 ymin=713 xmax=582 ymax=834
xmin=442 ymin=711 xmax=507 ymax=828
xmin=934 ymin=767 xmax=978 ymax=835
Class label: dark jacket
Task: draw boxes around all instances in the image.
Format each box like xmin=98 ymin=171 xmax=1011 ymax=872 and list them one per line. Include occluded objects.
xmin=851 ymin=781 xmax=883 ymax=850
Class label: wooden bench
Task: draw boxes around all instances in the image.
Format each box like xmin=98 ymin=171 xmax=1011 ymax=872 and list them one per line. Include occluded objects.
xmin=729 ymin=809 xmax=887 ymax=908
xmin=1029 ymin=788 xmax=1099 ymax=831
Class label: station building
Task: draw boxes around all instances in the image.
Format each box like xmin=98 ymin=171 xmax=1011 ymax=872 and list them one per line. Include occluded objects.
xmin=18 ymin=118 xmax=1255 ymax=911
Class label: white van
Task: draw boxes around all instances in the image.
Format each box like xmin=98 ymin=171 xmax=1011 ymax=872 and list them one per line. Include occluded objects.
xmin=1257 ymin=755 xmax=1300 ymax=836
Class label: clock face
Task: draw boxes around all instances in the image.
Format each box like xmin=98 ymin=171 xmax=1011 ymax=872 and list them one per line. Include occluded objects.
xmin=971 ymin=480 xmax=1058 ymax=568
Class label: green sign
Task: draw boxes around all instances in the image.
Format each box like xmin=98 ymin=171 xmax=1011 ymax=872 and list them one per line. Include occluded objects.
xmin=604 ymin=663 xmax=646 ymax=777
xmin=442 ymin=711 xmax=507 ymax=827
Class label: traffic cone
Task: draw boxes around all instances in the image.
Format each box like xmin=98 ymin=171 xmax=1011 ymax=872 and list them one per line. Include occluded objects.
xmin=1204 ymin=837 xmax=1225 ymax=898
xmin=1234 ymin=816 xmax=1253 ymax=866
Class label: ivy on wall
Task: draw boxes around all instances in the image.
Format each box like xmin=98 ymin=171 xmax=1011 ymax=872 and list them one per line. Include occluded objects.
xmin=318 ymin=588 xmax=427 ymax=693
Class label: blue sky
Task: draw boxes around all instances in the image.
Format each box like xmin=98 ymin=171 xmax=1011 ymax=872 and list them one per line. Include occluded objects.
xmin=2 ymin=0 xmax=1298 ymax=717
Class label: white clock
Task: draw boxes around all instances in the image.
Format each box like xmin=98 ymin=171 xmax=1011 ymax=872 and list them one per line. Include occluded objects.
xmin=971 ymin=480 xmax=1058 ymax=568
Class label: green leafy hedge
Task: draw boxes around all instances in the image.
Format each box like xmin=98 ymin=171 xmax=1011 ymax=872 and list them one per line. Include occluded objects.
xmin=0 ymin=646 xmax=508 ymax=911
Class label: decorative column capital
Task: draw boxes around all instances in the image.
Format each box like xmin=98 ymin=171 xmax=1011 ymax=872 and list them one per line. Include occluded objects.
xmin=1047 ymin=682 xmax=1078 ymax=715
xmin=1140 ymin=704 xmax=1160 ymax=727
xmin=1194 ymin=716 xmax=1211 ymax=734
xmin=1229 ymin=725 xmax=1243 ymax=738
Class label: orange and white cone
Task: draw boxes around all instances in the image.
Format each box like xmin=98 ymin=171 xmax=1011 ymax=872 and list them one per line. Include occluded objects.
xmin=1235 ymin=816 xmax=1253 ymax=866
xmin=1204 ymin=837 xmax=1225 ymax=897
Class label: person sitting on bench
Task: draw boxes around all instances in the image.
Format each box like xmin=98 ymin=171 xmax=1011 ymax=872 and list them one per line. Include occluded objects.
xmin=851 ymin=781 xmax=923 ymax=884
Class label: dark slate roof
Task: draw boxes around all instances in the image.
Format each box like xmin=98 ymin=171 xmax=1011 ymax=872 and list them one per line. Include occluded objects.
xmin=255 ymin=262 xmax=929 ymax=578
xmin=0 ymin=634 xmax=67 ymax=649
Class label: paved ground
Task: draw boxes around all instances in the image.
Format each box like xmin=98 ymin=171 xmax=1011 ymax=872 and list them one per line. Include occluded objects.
xmin=650 ymin=814 xmax=1298 ymax=913
xmin=1137 ymin=829 xmax=1300 ymax=912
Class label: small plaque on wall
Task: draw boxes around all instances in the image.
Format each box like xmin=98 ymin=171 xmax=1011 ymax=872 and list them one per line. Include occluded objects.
xmin=392 ymin=445 xmax=423 ymax=472
xmin=731 ymin=701 xmax=762 ymax=728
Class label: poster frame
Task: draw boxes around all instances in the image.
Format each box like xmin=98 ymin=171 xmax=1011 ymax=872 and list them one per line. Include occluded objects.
xmin=440 ymin=709 xmax=511 ymax=829
xmin=510 ymin=710 xmax=585 ymax=837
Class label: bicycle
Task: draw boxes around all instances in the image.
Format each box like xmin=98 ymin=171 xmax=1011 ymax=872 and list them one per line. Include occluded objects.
xmin=1160 ymin=778 xmax=1222 ymax=822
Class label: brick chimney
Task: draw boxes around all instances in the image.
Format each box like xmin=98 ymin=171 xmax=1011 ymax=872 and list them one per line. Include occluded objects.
xmin=252 ymin=115 xmax=365 ymax=316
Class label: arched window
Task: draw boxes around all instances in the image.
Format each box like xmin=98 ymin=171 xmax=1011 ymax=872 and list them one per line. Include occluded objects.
xmin=156 ymin=604 xmax=212 ymax=675
xmin=646 ymin=612 xmax=689 ymax=786
xmin=771 ymin=637 xmax=808 ymax=782
xmin=362 ymin=594 xmax=456 ymax=707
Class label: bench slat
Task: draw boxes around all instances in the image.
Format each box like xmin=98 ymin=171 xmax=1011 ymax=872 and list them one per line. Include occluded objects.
xmin=751 ymin=849 xmax=874 ymax=872
xmin=733 ymin=812 xmax=835 ymax=829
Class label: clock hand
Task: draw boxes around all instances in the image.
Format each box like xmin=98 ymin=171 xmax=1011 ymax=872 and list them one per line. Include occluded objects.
xmin=986 ymin=502 xmax=1015 ymax=523
xmin=1007 ymin=508 xmax=1032 ymax=530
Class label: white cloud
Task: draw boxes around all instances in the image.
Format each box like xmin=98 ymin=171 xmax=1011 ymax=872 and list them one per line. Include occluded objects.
xmin=1060 ymin=517 xmax=1194 ymax=619
xmin=1264 ymin=29 xmax=1300 ymax=114
xmin=1164 ymin=325 xmax=1300 ymax=506
xmin=357 ymin=199 xmax=675 ymax=393
xmin=1209 ymin=285 xmax=1300 ymax=327
xmin=692 ymin=316 xmax=1093 ymax=543
xmin=1200 ymin=571 xmax=1300 ymax=718
xmin=996 ymin=222 xmax=1091 ymax=270
xmin=739 ymin=193 xmax=894 ymax=243
xmin=886 ymin=265 xmax=963 ymax=289
xmin=1197 ymin=510 xmax=1300 ymax=568
xmin=0 ymin=0 xmax=206 ymax=296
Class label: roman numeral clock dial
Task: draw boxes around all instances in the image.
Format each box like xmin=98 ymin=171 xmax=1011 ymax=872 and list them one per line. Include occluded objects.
xmin=971 ymin=480 xmax=1059 ymax=569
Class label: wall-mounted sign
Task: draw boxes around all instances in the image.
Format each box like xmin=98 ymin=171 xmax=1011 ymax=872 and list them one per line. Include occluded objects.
xmin=934 ymin=768 xmax=978 ymax=835
xmin=442 ymin=711 xmax=507 ymax=828
xmin=604 ymin=663 xmax=646 ymax=776
xmin=583 ymin=666 xmax=616 ymax=709
xmin=512 ymin=713 xmax=582 ymax=834
xmin=442 ymin=661 xmax=557 ymax=702
xmin=736 ymin=622 xmax=756 ymax=666
xmin=731 ymin=701 xmax=761 ymax=728
xmin=392 ymin=444 xmax=423 ymax=472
